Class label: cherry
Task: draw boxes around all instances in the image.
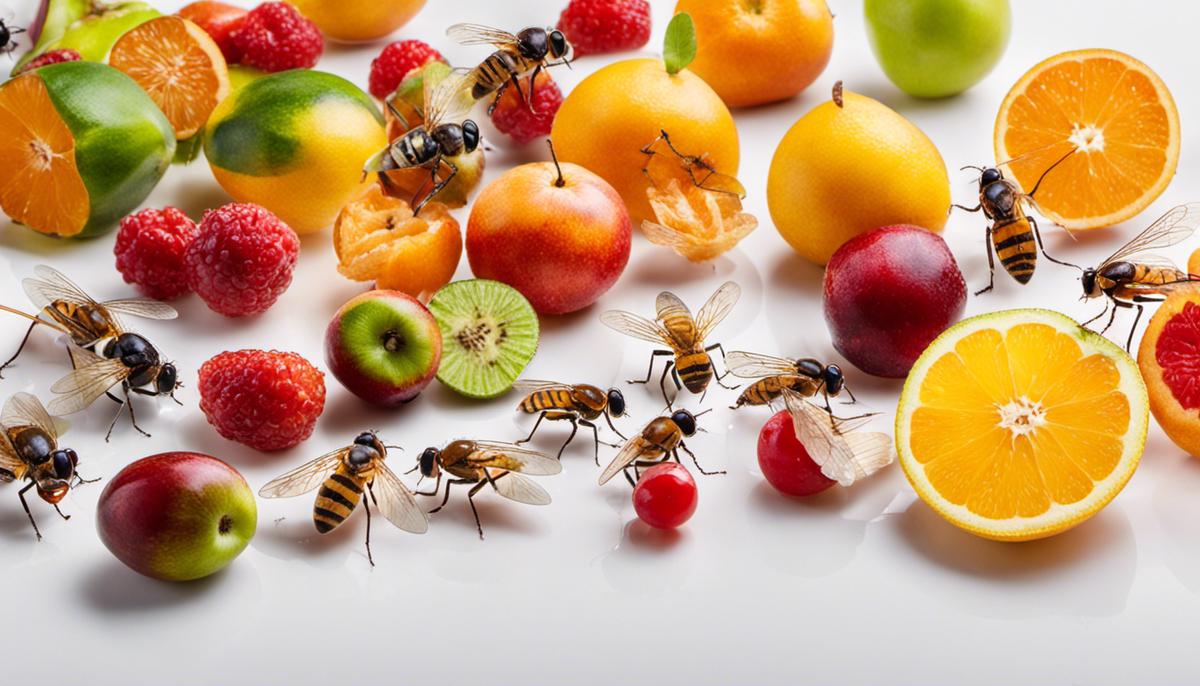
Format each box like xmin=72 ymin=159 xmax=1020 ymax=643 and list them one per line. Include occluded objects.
xmin=757 ymin=410 xmax=836 ymax=496
xmin=632 ymin=463 xmax=698 ymax=529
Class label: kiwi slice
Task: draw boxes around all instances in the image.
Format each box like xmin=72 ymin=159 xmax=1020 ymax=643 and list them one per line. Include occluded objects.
xmin=428 ymin=279 xmax=539 ymax=399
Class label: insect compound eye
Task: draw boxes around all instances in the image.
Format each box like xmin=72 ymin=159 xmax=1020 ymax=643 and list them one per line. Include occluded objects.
xmin=606 ymin=389 xmax=626 ymax=416
xmin=824 ymin=365 xmax=845 ymax=394
xmin=1081 ymin=270 xmax=1097 ymax=294
xmin=981 ymin=168 xmax=1002 ymax=185
xmin=156 ymin=364 xmax=178 ymax=394
xmin=671 ymin=410 xmax=697 ymax=436
xmin=461 ymin=120 xmax=481 ymax=153
xmin=549 ymin=30 xmax=568 ymax=58
xmin=354 ymin=432 xmax=377 ymax=447
xmin=51 ymin=451 xmax=75 ymax=480
xmin=419 ymin=448 xmax=440 ymax=477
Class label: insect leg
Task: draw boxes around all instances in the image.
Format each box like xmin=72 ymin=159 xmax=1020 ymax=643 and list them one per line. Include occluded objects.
xmin=524 ymin=64 xmax=542 ymax=111
xmin=603 ymin=411 xmax=628 ymax=442
xmin=72 ymin=472 xmax=101 ymax=486
xmin=385 ymin=96 xmax=411 ymax=131
xmin=413 ymin=156 xmax=459 ymax=216
xmin=1029 ymin=216 xmax=1080 ymax=270
xmin=706 ymin=343 xmax=740 ymax=389
xmin=1100 ymin=298 xmax=1128 ymax=336
xmin=1080 ymin=298 xmax=1111 ymax=329
xmin=975 ymin=224 xmax=997 ymax=296
xmin=467 ymin=479 xmax=490 ymax=540
xmin=487 ymin=80 xmax=510 ymax=116
xmin=18 ymin=482 xmax=42 ymax=540
xmin=515 ymin=412 xmax=547 ymax=445
xmin=950 ymin=203 xmax=982 ymax=214
xmin=1125 ymin=297 xmax=1166 ymax=352
xmin=629 ymin=349 xmax=673 ymax=384
xmin=104 ymin=393 xmax=128 ymax=443
xmin=557 ymin=417 xmax=580 ymax=461
xmin=52 ymin=503 xmax=71 ymax=521
xmin=577 ymin=419 xmax=612 ymax=466
xmin=362 ymin=486 xmax=375 ymax=567
xmin=659 ymin=360 xmax=677 ymax=409
xmin=414 ymin=470 xmax=442 ymax=497
xmin=679 ymin=441 xmax=725 ymax=476
xmin=0 ymin=320 xmax=38 ymax=378
xmin=124 ymin=385 xmax=151 ymax=439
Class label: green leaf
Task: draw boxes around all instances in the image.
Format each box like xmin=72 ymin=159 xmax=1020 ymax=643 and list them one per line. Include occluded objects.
xmin=663 ymin=13 xmax=697 ymax=75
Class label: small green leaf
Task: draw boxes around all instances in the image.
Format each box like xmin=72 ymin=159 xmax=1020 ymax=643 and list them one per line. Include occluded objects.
xmin=663 ymin=13 xmax=697 ymax=75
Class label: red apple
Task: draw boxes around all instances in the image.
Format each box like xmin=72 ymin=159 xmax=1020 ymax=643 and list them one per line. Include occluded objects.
xmin=96 ymin=452 xmax=257 ymax=581
xmin=757 ymin=410 xmax=836 ymax=497
xmin=823 ymin=224 xmax=966 ymax=377
xmin=466 ymin=159 xmax=631 ymax=315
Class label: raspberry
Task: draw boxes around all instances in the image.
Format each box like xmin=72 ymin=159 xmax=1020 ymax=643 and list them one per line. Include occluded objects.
xmin=184 ymin=203 xmax=299 ymax=317
xmin=489 ymin=72 xmax=563 ymax=144
xmin=198 ymin=350 xmax=325 ymax=452
xmin=178 ymin=1 xmax=248 ymax=63
xmin=368 ymin=39 xmax=445 ymax=100
xmin=557 ymin=0 xmax=651 ymax=57
xmin=15 ymin=49 xmax=82 ymax=74
xmin=114 ymin=207 xmax=200 ymax=300
xmin=232 ymin=1 xmax=323 ymax=72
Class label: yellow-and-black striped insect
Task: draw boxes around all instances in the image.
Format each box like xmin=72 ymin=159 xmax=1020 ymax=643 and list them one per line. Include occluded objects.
xmin=601 ymin=281 xmax=741 ymax=406
xmin=952 ymin=150 xmax=1077 ymax=295
xmin=1079 ymin=202 xmax=1200 ymax=351
xmin=598 ymin=408 xmax=722 ymax=487
xmin=446 ymin=23 xmax=571 ymax=114
xmin=0 ymin=392 xmax=94 ymax=540
xmin=778 ymin=388 xmax=893 ymax=488
xmin=258 ymin=431 xmax=427 ymax=566
xmin=725 ymin=351 xmax=855 ymax=413
xmin=414 ymin=440 xmax=561 ymax=539
xmin=512 ymin=380 xmax=627 ymax=464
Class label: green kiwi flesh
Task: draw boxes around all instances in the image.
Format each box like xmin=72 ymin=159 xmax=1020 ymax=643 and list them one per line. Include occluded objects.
xmin=428 ymin=279 xmax=539 ymax=398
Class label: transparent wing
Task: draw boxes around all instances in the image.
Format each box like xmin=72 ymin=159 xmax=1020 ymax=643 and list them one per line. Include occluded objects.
xmin=783 ymin=389 xmax=860 ymax=487
xmin=840 ymin=432 xmax=895 ymax=478
xmin=99 ymin=298 xmax=178 ymax=320
xmin=0 ymin=438 xmax=25 ymax=481
xmin=2 ymin=392 xmax=57 ymax=440
xmin=24 ymin=264 xmax=101 ymax=311
xmin=369 ymin=462 xmax=429 ymax=533
xmin=446 ymin=23 xmax=521 ymax=47
xmin=487 ymin=469 xmax=551 ymax=505
xmin=258 ymin=449 xmax=346 ymax=498
xmin=725 ymin=350 xmax=800 ymax=378
xmin=47 ymin=355 xmax=130 ymax=415
xmin=600 ymin=310 xmax=674 ymax=346
xmin=690 ymin=164 xmax=747 ymax=199
xmin=469 ymin=441 xmax=563 ymax=475
xmin=511 ymin=379 xmax=575 ymax=394
xmin=655 ymin=290 xmax=693 ymax=323
xmin=423 ymin=70 xmax=475 ymax=129
xmin=599 ymin=433 xmax=654 ymax=485
xmin=694 ymin=281 xmax=741 ymax=340
xmin=1101 ymin=203 xmax=1200 ymax=268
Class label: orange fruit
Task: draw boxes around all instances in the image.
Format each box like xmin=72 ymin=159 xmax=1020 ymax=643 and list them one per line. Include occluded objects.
xmin=291 ymin=0 xmax=425 ymax=42
xmin=675 ymin=0 xmax=833 ymax=108
xmin=995 ymin=49 xmax=1179 ymax=230
xmin=551 ymin=57 xmax=738 ymax=225
xmin=897 ymin=309 xmax=1147 ymax=541
xmin=767 ymin=84 xmax=950 ymax=265
xmin=109 ymin=15 xmax=230 ymax=141
xmin=333 ymin=186 xmax=462 ymax=301
xmin=1137 ymin=287 xmax=1200 ymax=457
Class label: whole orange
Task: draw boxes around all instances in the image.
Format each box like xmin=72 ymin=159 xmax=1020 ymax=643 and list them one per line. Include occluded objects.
xmin=290 ymin=0 xmax=426 ymax=43
xmin=551 ymin=58 xmax=738 ymax=225
xmin=676 ymin=0 xmax=833 ymax=108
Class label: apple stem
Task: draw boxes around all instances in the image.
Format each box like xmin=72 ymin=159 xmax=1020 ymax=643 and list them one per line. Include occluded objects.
xmin=382 ymin=330 xmax=405 ymax=352
xmin=218 ymin=515 xmax=232 ymax=535
xmin=546 ymin=139 xmax=566 ymax=188
xmin=833 ymin=81 xmax=844 ymax=108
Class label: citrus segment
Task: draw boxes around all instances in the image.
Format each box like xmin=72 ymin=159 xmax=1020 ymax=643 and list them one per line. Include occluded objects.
xmin=897 ymin=309 xmax=1147 ymax=540
xmin=109 ymin=16 xmax=230 ymax=140
xmin=995 ymin=49 xmax=1179 ymax=230
xmin=1138 ymin=288 xmax=1200 ymax=456
xmin=0 ymin=74 xmax=89 ymax=235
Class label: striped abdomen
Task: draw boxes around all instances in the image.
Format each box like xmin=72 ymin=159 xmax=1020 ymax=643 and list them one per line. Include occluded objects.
xmin=736 ymin=375 xmax=815 ymax=407
xmin=675 ymin=350 xmax=713 ymax=394
xmin=992 ymin=215 xmax=1037 ymax=284
xmin=1132 ymin=265 xmax=1190 ymax=287
xmin=521 ymin=388 xmax=575 ymax=414
xmin=313 ymin=465 xmax=366 ymax=534
xmin=470 ymin=50 xmax=534 ymax=99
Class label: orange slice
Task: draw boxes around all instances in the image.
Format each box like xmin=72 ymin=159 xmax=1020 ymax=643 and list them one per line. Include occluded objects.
xmin=896 ymin=309 xmax=1147 ymax=541
xmin=109 ymin=15 xmax=230 ymax=140
xmin=995 ymin=49 xmax=1179 ymax=230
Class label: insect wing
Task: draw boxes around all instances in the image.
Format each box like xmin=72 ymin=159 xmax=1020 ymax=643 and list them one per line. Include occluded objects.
xmin=24 ymin=265 xmax=101 ymax=311
xmin=600 ymin=309 xmax=675 ymax=346
xmin=783 ymin=389 xmax=876 ymax=487
xmin=692 ymin=164 xmax=747 ymax=199
xmin=445 ymin=23 xmax=521 ymax=47
xmin=694 ymin=281 xmax=740 ymax=340
xmin=840 ymin=432 xmax=895 ymax=478
xmin=0 ymin=437 xmax=25 ymax=482
xmin=422 ymin=70 xmax=475 ymax=130
xmin=511 ymin=379 xmax=575 ymax=394
xmin=470 ymin=441 xmax=562 ymax=475
xmin=370 ymin=462 xmax=429 ymax=533
xmin=598 ymin=432 xmax=654 ymax=485
xmin=486 ymin=469 xmax=551 ymax=505
xmin=259 ymin=449 xmax=346 ymax=498
xmin=2 ymin=392 xmax=58 ymax=440
xmin=1100 ymin=203 xmax=1200 ymax=269
xmin=100 ymin=298 xmax=178 ymax=320
xmin=47 ymin=354 xmax=130 ymax=415
xmin=724 ymin=350 xmax=799 ymax=379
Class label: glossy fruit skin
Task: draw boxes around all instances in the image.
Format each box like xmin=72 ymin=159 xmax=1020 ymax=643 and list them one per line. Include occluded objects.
xmin=466 ymin=162 xmax=631 ymax=315
xmin=757 ymin=410 xmax=835 ymax=496
xmin=552 ymin=57 xmax=738 ymax=225
xmin=767 ymin=88 xmax=949 ymax=265
xmin=292 ymin=0 xmax=426 ymax=43
xmin=27 ymin=2 xmax=160 ymax=65
xmin=677 ymin=0 xmax=833 ymax=108
xmin=1137 ymin=289 xmax=1200 ymax=457
xmin=177 ymin=1 xmax=246 ymax=63
xmin=865 ymin=0 xmax=1010 ymax=98
xmin=823 ymin=225 xmax=965 ymax=378
xmin=633 ymin=463 xmax=698 ymax=529
xmin=96 ymin=452 xmax=257 ymax=581
xmin=325 ymin=290 xmax=443 ymax=406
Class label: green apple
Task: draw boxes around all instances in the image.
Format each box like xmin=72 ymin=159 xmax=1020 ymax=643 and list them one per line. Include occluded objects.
xmin=864 ymin=0 xmax=1011 ymax=98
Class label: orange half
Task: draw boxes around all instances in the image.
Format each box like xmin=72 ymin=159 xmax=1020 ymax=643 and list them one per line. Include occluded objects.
xmin=109 ymin=16 xmax=230 ymax=140
xmin=995 ymin=49 xmax=1179 ymax=230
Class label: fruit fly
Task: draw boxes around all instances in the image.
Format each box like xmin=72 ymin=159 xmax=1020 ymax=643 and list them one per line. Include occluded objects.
xmin=446 ymin=23 xmax=571 ymax=113
xmin=364 ymin=71 xmax=480 ymax=216
xmin=725 ymin=351 xmax=855 ymax=413
xmin=414 ymin=440 xmax=561 ymax=539
xmin=0 ymin=392 xmax=95 ymax=540
xmin=0 ymin=19 xmax=25 ymax=57
xmin=640 ymin=129 xmax=746 ymax=199
xmin=952 ymin=149 xmax=1078 ymax=294
xmin=779 ymin=388 xmax=893 ymax=488
xmin=1078 ymin=202 xmax=1200 ymax=351
xmin=512 ymin=379 xmax=628 ymax=464
xmin=258 ymin=431 xmax=427 ymax=566
xmin=601 ymin=281 xmax=741 ymax=406
xmin=598 ymin=408 xmax=723 ymax=487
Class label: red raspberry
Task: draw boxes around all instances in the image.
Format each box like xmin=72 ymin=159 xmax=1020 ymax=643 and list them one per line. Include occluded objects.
xmin=489 ymin=72 xmax=563 ymax=144
xmin=114 ymin=207 xmax=200 ymax=300
xmin=557 ymin=0 xmax=651 ymax=57
xmin=232 ymin=2 xmax=323 ymax=72
xmin=198 ymin=350 xmax=325 ymax=451
xmin=368 ymin=40 xmax=445 ymax=100
xmin=15 ymin=49 xmax=82 ymax=74
xmin=184 ymin=203 xmax=299 ymax=317
xmin=178 ymin=1 xmax=248 ymax=63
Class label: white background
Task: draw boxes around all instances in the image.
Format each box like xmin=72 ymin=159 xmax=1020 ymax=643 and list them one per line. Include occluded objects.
xmin=1 ymin=0 xmax=1199 ymax=683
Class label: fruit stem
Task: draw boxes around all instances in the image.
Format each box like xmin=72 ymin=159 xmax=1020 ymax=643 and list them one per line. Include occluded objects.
xmin=382 ymin=330 xmax=405 ymax=352
xmin=218 ymin=515 xmax=232 ymax=535
xmin=546 ymin=139 xmax=566 ymax=188
xmin=833 ymin=81 xmax=844 ymax=108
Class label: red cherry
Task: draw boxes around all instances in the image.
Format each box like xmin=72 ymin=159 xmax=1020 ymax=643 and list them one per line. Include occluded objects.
xmin=632 ymin=463 xmax=698 ymax=529
xmin=757 ymin=410 xmax=836 ymax=496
